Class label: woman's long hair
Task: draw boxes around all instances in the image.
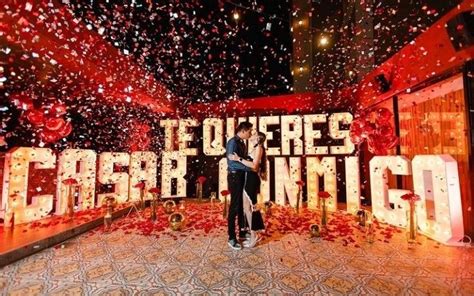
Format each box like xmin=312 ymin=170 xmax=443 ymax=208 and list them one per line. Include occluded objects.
xmin=255 ymin=132 xmax=268 ymax=181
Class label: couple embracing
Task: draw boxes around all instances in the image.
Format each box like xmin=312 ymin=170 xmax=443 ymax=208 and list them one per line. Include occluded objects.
xmin=226 ymin=121 xmax=267 ymax=250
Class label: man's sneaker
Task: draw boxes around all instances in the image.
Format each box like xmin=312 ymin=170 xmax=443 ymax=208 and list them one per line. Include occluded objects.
xmin=228 ymin=239 xmax=242 ymax=250
xmin=239 ymin=232 xmax=251 ymax=240
xmin=243 ymin=234 xmax=262 ymax=248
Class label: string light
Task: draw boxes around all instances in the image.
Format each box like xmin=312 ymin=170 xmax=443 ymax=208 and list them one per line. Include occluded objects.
xmin=319 ymin=36 xmax=329 ymax=47
xmin=233 ymin=11 xmax=240 ymax=20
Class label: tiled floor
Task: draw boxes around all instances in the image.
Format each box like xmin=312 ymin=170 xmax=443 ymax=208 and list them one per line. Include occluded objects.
xmin=1 ymin=205 xmax=474 ymax=295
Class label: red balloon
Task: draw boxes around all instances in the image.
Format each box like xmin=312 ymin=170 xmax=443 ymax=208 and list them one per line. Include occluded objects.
xmin=50 ymin=103 xmax=67 ymax=117
xmin=11 ymin=94 xmax=33 ymax=110
xmin=385 ymin=135 xmax=399 ymax=149
xmin=350 ymin=118 xmax=365 ymax=132
xmin=44 ymin=117 xmax=66 ymax=131
xmin=25 ymin=109 xmax=45 ymax=126
xmin=361 ymin=124 xmax=375 ymax=138
xmin=57 ymin=121 xmax=72 ymax=138
xmin=39 ymin=129 xmax=60 ymax=143
xmin=376 ymin=108 xmax=393 ymax=124
xmin=349 ymin=130 xmax=364 ymax=145
xmin=367 ymin=134 xmax=387 ymax=155
xmin=376 ymin=122 xmax=394 ymax=136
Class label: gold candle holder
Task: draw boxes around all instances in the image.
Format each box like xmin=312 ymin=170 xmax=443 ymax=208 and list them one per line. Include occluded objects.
xmin=321 ymin=198 xmax=327 ymax=226
xmin=401 ymin=192 xmax=421 ymax=244
xmin=295 ymin=181 xmax=304 ymax=214
xmin=366 ymin=219 xmax=375 ymax=244
xmin=220 ymin=190 xmax=230 ymax=219
xmin=163 ymin=200 xmax=176 ymax=215
xmin=264 ymin=201 xmax=273 ymax=216
xmin=196 ymin=183 xmax=203 ymax=203
xmin=148 ymin=187 xmax=161 ymax=222
xmin=406 ymin=204 xmax=417 ymax=244
xmin=169 ymin=212 xmax=185 ymax=231
xmin=66 ymin=185 xmax=75 ymax=218
xmin=151 ymin=198 xmax=157 ymax=222
xmin=104 ymin=196 xmax=115 ymax=232
xmin=309 ymin=224 xmax=320 ymax=238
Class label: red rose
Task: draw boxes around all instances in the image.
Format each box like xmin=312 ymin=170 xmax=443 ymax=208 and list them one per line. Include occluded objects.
xmin=295 ymin=180 xmax=305 ymax=187
xmin=220 ymin=190 xmax=230 ymax=196
xmin=318 ymin=191 xmax=331 ymax=199
xmin=134 ymin=182 xmax=145 ymax=189
xmin=148 ymin=187 xmax=160 ymax=194
xmin=197 ymin=176 xmax=207 ymax=184
xmin=62 ymin=178 xmax=78 ymax=186
xmin=400 ymin=192 xmax=421 ymax=203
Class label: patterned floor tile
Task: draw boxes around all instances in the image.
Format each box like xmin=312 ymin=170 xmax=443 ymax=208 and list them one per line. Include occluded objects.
xmin=407 ymin=277 xmax=457 ymax=295
xmin=319 ymin=274 xmax=360 ymax=295
xmin=1 ymin=208 xmax=472 ymax=295
xmin=363 ymin=275 xmax=410 ymax=295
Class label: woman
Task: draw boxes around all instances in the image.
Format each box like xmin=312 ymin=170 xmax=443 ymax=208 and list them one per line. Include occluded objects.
xmin=229 ymin=131 xmax=267 ymax=247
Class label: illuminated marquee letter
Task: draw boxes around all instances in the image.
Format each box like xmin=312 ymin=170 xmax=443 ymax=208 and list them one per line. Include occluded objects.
xmin=203 ymin=118 xmax=226 ymax=156
xmin=281 ymin=115 xmax=303 ymax=155
xmin=57 ymin=149 xmax=97 ymax=214
xmin=2 ymin=147 xmax=56 ymax=225
xmin=370 ymin=156 xmax=411 ymax=227
xmin=303 ymin=114 xmax=328 ymax=155
xmin=178 ymin=119 xmax=199 ymax=156
xmin=160 ymin=119 xmax=178 ymax=151
xmin=129 ymin=151 xmax=157 ymax=201
xmin=161 ymin=151 xmax=187 ymax=197
xmin=412 ymin=155 xmax=464 ymax=245
xmin=274 ymin=157 xmax=301 ymax=207
xmin=259 ymin=116 xmax=281 ymax=156
xmin=97 ymin=152 xmax=130 ymax=206
xmin=345 ymin=156 xmax=361 ymax=213
xmin=218 ymin=158 xmax=228 ymax=199
xmin=329 ymin=112 xmax=354 ymax=154
xmin=306 ymin=157 xmax=337 ymax=211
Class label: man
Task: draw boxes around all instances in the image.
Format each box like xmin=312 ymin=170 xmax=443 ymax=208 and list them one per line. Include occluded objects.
xmin=226 ymin=121 xmax=253 ymax=250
